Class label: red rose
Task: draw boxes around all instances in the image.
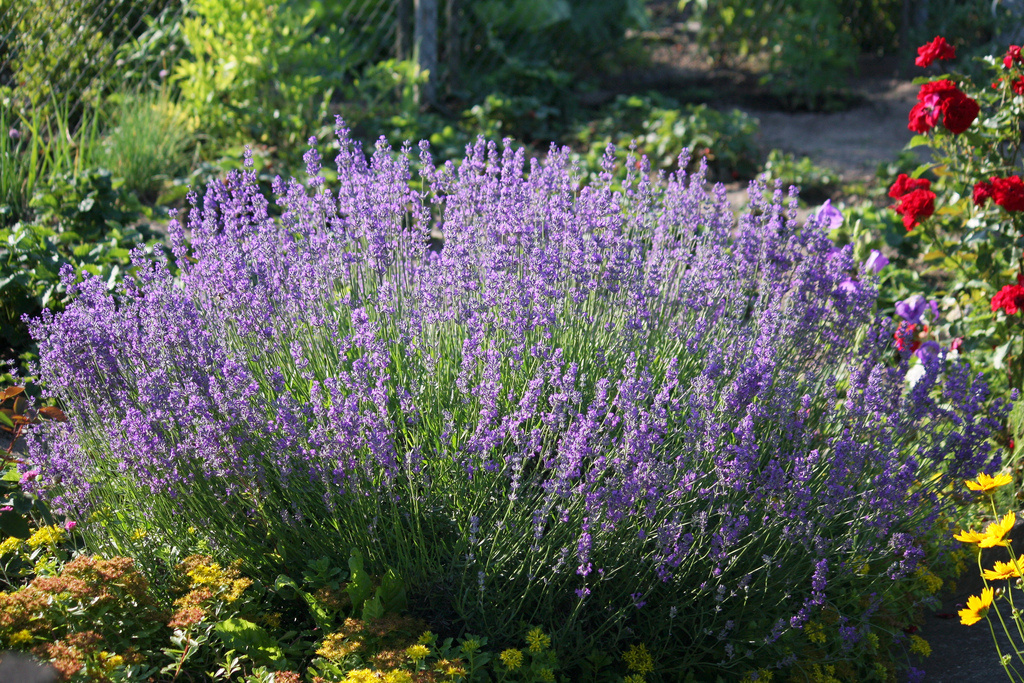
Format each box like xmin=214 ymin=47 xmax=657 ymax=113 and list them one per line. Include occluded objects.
xmin=888 ymin=174 xmax=931 ymax=199
xmin=1005 ymin=45 xmax=1022 ymax=69
xmin=909 ymin=80 xmax=976 ymax=135
xmin=916 ymin=36 xmax=956 ymax=67
xmin=893 ymin=188 xmax=936 ymax=230
xmin=993 ymin=176 xmax=1024 ymax=212
xmin=973 ymin=181 xmax=994 ymax=206
xmin=939 ymin=90 xmax=979 ymax=134
xmin=918 ymin=79 xmax=958 ymax=99
xmin=991 ymin=274 xmax=1024 ymax=315
xmin=908 ymin=102 xmax=936 ymax=133
xmin=1014 ymin=77 xmax=1024 ymax=95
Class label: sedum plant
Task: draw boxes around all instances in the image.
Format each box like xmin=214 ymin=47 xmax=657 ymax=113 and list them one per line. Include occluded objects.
xmin=23 ymin=125 xmax=1001 ymax=679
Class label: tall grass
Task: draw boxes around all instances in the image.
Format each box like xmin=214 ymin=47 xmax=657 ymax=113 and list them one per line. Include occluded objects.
xmin=96 ymin=88 xmax=195 ymax=201
xmin=0 ymin=102 xmax=102 ymax=225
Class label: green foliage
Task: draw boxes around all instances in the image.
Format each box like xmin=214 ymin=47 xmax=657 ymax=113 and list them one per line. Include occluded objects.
xmin=571 ymin=93 xmax=761 ymax=181
xmin=112 ymin=0 xmax=190 ymax=89
xmin=0 ymin=0 xmax=169 ymax=117
xmin=681 ymin=0 xmax=858 ymax=111
xmin=0 ymin=169 xmax=155 ymax=363
xmin=465 ymin=0 xmax=647 ymax=76
xmin=0 ymin=102 xmax=103 ymax=228
xmin=761 ymin=149 xmax=842 ymax=203
xmin=97 ymin=89 xmax=196 ymax=201
xmin=173 ymin=0 xmax=337 ymax=148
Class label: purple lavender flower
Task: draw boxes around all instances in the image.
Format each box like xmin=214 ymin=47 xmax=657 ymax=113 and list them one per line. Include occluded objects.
xmin=864 ymin=249 xmax=889 ymax=273
xmin=895 ymin=294 xmax=927 ymax=324
xmin=22 ymin=123 xmax=999 ymax=679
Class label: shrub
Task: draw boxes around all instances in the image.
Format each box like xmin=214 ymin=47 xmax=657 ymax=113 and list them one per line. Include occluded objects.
xmin=173 ymin=0 xmax=336 ymax=149
xmin=874 ymin=39 xmax=1024 ymax=401
xmin=24 ymin=127 xmax=1000 ymax=678
xmin=0 ymin=0 xmax=173 ymax=119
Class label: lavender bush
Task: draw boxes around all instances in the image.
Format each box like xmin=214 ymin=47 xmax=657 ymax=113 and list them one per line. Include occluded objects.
xmin=23 ymin=124 xmax=1001 ymax=677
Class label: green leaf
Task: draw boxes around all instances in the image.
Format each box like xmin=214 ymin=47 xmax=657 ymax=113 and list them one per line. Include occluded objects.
xmin=907 ymin=134 xmax=931 ymax=148
xmin=0 ymin=412 xmax=14 ymax=429
xmin=361 ymin=594 xmax=384 ymax=622
xmin=0 ymin=510 xmax=30 ymax=539
xmin=274 ymin=574 xmax=333 ymax=629
xmin=993 ymin=340 xmax=1013 ymax=369
xmin=212 ymin=618 xmax=284 ymax=663
xmin=377 ymin=569 xmax=407 ymax=612
xmin=346 ymin=548 xmax=373 ymax=611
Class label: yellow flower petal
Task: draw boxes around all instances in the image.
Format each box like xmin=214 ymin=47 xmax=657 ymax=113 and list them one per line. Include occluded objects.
xmin=954 ymin=528 xmax=987 ymax=545
xmin=966 ymin=472 xmax=1013 ymax=493
xmin=979 ymin=512 xmax=1016 ymax=548
xmin=959 ymin=587 xmax=994 ymax=626
xmin=983 ymin=560 xmax=1022 ymax=581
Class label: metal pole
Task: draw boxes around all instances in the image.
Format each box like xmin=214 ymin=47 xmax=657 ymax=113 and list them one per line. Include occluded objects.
xmin=396 ymin=0 xmax=413 ymax=61
xmin=414 ymin=0 xmax=437 ymax=105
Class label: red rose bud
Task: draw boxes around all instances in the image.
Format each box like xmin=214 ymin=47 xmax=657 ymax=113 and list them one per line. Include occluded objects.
xmin=1014 ymin=77 xmax=1024 ymax=96
xmin=915 ymin=36 xmax=956 ymax=68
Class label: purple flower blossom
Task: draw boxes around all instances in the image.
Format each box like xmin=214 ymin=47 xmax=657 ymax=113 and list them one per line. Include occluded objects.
xmin=895 ymin=294 xmax=927 ymax=324
xmin=8 ymin=128 xmax=19 ymax=141
xmin=864 ymin=249 xmax=889 ymax=273
xmin=22 ymin=126 xmax=999 ymax=678
xmin=814 ymin=199 xmax=843 ymax=230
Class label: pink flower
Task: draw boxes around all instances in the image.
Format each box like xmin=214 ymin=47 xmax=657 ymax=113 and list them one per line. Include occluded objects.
xmin=64 ymin=520 xmax=77 ymax=531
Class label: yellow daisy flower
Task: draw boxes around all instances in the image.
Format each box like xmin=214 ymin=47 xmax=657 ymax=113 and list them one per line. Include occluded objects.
xmin=959 ymin=587 xmax=994 ymax=626
xmin=966 ymin=472 xmax=1013 ymax=493
xmin=980 ymin=512 xmax=1016 ymax=548
xmin=983 ymin=560 xmax=1022 ymax=581
xmin=956 ymin=512 xmax=1017 ymax=548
